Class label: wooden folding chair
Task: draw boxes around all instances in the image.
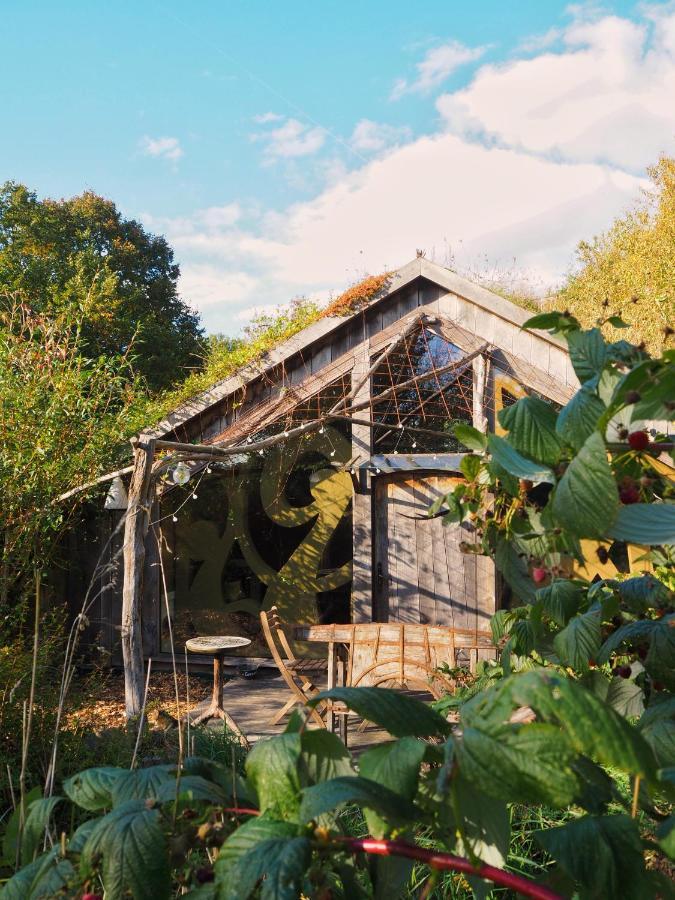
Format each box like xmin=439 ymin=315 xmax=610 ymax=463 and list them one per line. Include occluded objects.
xmin=260 ymin=607 xmax=328 ymax=728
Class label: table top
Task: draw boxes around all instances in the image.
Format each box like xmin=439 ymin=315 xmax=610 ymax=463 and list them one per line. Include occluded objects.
xmin=185 ymin=636 xmax=252 ymax=654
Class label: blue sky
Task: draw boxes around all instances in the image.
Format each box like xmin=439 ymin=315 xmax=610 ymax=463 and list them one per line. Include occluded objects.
xmin=2 ymin=1 xmax=673 ymax=332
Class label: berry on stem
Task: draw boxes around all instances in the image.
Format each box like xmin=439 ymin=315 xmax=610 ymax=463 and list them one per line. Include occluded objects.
xmin=532 ymin=566 xmax=548 ymax=584
xmin=628 ymin=430 xmax=649 ymax=451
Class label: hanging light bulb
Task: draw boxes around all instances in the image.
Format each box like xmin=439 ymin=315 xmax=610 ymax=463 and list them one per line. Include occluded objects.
xmin=398 ymin=422 xmax=404 ymax=429
xmin=330 ymin=450 xmax=335 ymax=457
xmin=319 ymin=425 xmax=325 ymax=434
xmin=172 ymin=515 xmax=178 ymax=522
xmin=172 ymin=462 xmax=191 ymax=486
xmin=206 ymin=466 xmax=212 ymax=474
xmin=412 ymin=441 xmax=417 ymax=449
xmin=192 ymin=492 xmax=198 ymax=500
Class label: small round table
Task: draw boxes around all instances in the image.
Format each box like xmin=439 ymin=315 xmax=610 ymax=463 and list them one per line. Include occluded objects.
xmin=186 ymin=636 xmax=252 ymax=745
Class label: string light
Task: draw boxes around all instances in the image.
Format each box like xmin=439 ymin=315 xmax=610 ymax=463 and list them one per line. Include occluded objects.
xmin=412 ymin=441 xmax=417 ymax=449
xmin=319 ymin=426 xmax=325 ymax=434
xmin=206 ymin=466 xmax=212 ymax=474
xmin=192 ymin=492 xmax=198 ymax=500
xmin=172 ymin=515 xmax=178 ymax=522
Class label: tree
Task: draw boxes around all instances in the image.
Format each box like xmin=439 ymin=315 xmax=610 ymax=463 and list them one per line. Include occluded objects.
xmin=0 ymin=182 xmax=204 ymax=391
xmin=556 ymin=156 xmax=675 ymax=354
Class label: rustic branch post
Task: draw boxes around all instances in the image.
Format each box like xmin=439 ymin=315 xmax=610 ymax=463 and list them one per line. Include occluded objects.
xmin=122 ymin=434 xmax=156 ymax=719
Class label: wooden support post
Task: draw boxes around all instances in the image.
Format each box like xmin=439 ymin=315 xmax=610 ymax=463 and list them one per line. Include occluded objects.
xmin=351 ymin=343 xmax=374 ymax=623
xmin=122 ymin=435 xmax=156 ymax=719
xmin=472 ymin=353 xmax=489 ymax=433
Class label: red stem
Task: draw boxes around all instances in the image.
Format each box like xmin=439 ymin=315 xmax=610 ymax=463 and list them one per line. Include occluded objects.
xmin=333 ymin=838 xmax=562 ymax=900
xmin=218 ymin=809 xmax=561 ymax=900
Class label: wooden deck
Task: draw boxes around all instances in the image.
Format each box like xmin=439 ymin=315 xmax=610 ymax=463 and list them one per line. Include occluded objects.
xmin=186 ymin=669 xmax=396 ymax=752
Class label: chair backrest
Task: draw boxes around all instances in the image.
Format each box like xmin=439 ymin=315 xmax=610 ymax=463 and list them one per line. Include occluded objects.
xmin=260 ymin=606 xmax=297 ymax=668
xmin=347 ymin=623 xmax=495 ymax=698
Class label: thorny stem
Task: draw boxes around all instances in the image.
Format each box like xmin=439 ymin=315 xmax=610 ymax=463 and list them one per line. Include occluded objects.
xmin=215 ymin=808 xmax=561 ymax=900
xmin=333 ymin=837 xmax=563 ymax=900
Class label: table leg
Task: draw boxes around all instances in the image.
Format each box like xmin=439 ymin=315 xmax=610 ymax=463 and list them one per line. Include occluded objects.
xmin=337 ymin=651 xmax=348 ymax=746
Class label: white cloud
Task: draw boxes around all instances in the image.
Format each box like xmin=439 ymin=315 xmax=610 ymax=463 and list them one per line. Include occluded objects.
xmin=253 ymin=117 xmax=326 ymax=160
xmin=391 ymin=40 xmax=487 ymax=99
xmin=179 ymin=264 xmax=258 ymax=312
xmin=143 ymin=9 xmax=674 ymax=335
xmin=252 ymin=111 xmax=284 ymax=124
xmin=139 ymin=135 xmax=184 ymax=162
xmin=436 ymin=12 xmax=675 ymax=171
xmin=350 ymin=119 xmax=412 ymax=153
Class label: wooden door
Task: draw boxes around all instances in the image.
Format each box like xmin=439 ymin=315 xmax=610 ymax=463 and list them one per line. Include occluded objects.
xmin=373 ymin=472 xmax=495 ymax=631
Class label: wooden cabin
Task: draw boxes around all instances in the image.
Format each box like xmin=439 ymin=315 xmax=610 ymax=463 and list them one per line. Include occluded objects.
xmin=97 ymin=258 xmax=580 ymax=663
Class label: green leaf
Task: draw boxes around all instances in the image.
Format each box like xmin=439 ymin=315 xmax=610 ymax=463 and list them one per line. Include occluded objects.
xmin=63 ymin=766 xmax=123 ymax=811
xmin=639 ymin=699 xmax=675 ymax=768
xmin=300 ymin=730 xmax=354 ymax=784
xmin=498 ymin=396 xmax=563 ymax=466
xmin=456 ymin=723 xmax=580 ymax=806
xmin=486 ymin=434 xmax=555 ymax=484
xmin=607 ymin=316 xmax=629 ymax=329
xmin=553 ymin=609 xmax=601 ymax=670
xmin=1 ymin=785 xmax=41 ymax=866
xmin=556 ymin=386 xmax=605 ymax=451
xmin=371 ymin=857 xmax=415 ymax=900
xmin=535 ymin=814 xmax=648 ymax=899
xmin=495 ymin=536 xmax=536 ymax=604
xmin=536 ymin=579 xmax=582 ymax=626
xmin=459 ymin=454 xmax=481 ymax=481
xmin=522 ymin=311 xmax=579 ymax=333
xmin=154 ymin=774 xmax=230 ymax=805
xmin=182 ymin=756 xmax=255 ymax=805
xmin=597 ymin=619 xmax=660 ymax=664
xmin=21 ymin=797 xmax=62 ymax=864
xmin=245 ymin=734 xmax=302 ymax=820
xmin=217 ymin=834 xmax=311 ymax=900
xmin=216 ymin=816 xmax=298 ymax=872
xmin=657 ymin=815 xmax=675 ymax=861
xmin=645 ymin=619 xmax=675 ymax=691
xmin=551 ymin=431 xmax=619 ymax=539
xmin=1 ymin=848 xmax=74 ymax=900
xmin=310 ymin=687 xmax=450 ymax=738
xmin=299 ymin=776 xmax=417 ymax=828
xmin=80 ymin=799 xmax=170 ymax=900
xmin=453 ymin=423 xmax=487 ymax=451
xmin=608 ymin=503 xmax=675 ymax=545
xmin=453 ymin=775 xmax=510 ymax=874
xmin=606 ymin=677 xmax=644 ymax=719
xmin=509 ymin=670 xmax=657 ymax=778
xmin=568 ymin=328 xmax=607 ymax=383
xmin=111 ymin=765 xmax=175 ymax=805
xmin=359 ymin=738 xmax=426 ymax=837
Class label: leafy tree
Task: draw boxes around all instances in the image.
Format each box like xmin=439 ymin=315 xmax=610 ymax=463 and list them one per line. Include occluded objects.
xmin=556 ymin=156 xmax=675 ymax=354
xmin=0 ymin=182 xmax=203 ymax=390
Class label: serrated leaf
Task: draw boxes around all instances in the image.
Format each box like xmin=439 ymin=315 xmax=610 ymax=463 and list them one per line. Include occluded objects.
xmin=551 ymin=432 xmax=619 ymax=539
xmin=537 ymin=579 xmax=582 ymax=626
xmin=568 ymin=328 xmax=607 ymax=383
xmin=509 ymin=670 xmax=657 ymax=778
xmin=111 ymin=765 xmax=175 ymax=805
xmin=606 ymin=677 xmax=644 ymax=719
xmin=556 ymin=387 xmax=605 ymax=451
xmin=535 ymin=814 xmax=648 ymax=899
xmin=21 ymin=797 xmax=62 ymax=864
xmin=453 ymin=775 xmax=510 ymax=876
xmin=245 ymin=733 xmax=302 ymax=820
xmin=553 ymin=609 xmax=601 ymax=670
xmin=498 ymin=396 xmax=563 ymax=466
xmin=182 ymin=756 xmax=255 ymax=805
xmin=453 ymin=423 xmax=487 ymax=451
xmin=216 ymin=833 xmax=311 ymax=900
xmin=487 ymin=434 xmax=555 ymax=485
xmin=359 ymin=738 xmax=426 ymax=837
xmin=4 ymin=848 xmax=74 ymax=900
xmin=456 ymin=723 xmax=580 ymax=806
xmin=63 ymin=767 xmax=123 ymax=811
xmin=597 ymin=619 xmax=661 ymax=665
xmin=608 ymin=503 xmax=675 ymax=545
xmin=299 ymin=776 xmax=417 ymax=827
xmin=300 ymin=730 xmax=354 ymax=784
xmin=310 ymin=687 xmax=450 ymax=738
xmin=81 ymin=799 xmax=169 ymax=900
xmin=154 ymin=774 xmax=230 ymax=805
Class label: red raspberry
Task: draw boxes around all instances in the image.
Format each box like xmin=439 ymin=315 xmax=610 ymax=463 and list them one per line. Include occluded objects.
xmin=532 ymin=566 xmax=548 ymax=584
xmin=619 ymin=485 xmax=640 ymax=504
xmin=628 ymin=430 xmax=649 ymax=451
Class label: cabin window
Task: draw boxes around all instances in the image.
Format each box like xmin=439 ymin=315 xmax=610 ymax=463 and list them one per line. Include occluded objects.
xmin=370 ymin=326 xmax=473 ymax=454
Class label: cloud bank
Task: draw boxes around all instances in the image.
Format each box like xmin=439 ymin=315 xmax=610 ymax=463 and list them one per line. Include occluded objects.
xmin=150 ymin=7 xmax=675 ymax=333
